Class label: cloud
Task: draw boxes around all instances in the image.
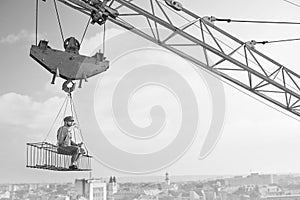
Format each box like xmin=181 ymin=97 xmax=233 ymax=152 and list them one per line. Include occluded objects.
xmin=0 ymin=30 xmax=46 ymax=44
xmin=0 ymin=93 xmax=65 ymax=130
xmin=44 ymin=79 xmax=66 ymax=96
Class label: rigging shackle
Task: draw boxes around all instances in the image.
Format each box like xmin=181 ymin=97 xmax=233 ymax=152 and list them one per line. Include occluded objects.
xmin=62 ymin=80 xmax=76 ymax=93
xmin=165 ymin=0 xmax=183 ymax=11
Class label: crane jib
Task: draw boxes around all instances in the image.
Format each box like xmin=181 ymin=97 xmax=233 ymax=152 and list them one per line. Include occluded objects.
xmin=56 ymin=0 xmax=300 ymax=117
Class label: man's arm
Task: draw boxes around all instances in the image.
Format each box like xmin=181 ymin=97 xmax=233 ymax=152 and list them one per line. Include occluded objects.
xmin=70 ymin=124 xmax=81 ymax=146
xmin=70 ymin=140 xmax=77 ymax=146
xmin=72 ymin=124 xmax=80 ymax=130
xmin=57 ymin=127 xmax=65 ymax=145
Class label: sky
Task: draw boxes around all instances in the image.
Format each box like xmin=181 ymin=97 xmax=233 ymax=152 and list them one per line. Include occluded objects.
xmin=1 ymin=0 xmax=300 ymax=183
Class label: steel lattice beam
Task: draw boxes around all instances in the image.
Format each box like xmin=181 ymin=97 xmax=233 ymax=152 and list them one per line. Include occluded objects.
xmin=57 ymin=0 xmax=300 ymax=117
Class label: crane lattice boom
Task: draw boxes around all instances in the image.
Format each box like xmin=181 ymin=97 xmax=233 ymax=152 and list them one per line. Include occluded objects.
xmin=57 ymin=0 xmax=300 ymax=117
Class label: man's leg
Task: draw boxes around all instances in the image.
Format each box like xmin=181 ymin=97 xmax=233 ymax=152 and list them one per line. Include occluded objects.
xmin=58 ymin=146 xmax=80 ymax=167
xmin=72 ymin=145 xmax=86 ymax=163
xmin=72 ymin=149 xmax=81 ymax=164
xmin=70 ymin=146 xmax=80 ymax=165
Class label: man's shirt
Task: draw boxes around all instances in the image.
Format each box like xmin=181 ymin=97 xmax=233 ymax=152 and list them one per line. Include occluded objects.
xmin=57 ymin=125 xmax=75 ymax=146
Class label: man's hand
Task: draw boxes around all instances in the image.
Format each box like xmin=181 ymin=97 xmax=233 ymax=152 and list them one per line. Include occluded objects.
xmin=78 ymin=142 xmax=84 ymax=147
xmin=71 ymin=123 xmax=79 ymax=129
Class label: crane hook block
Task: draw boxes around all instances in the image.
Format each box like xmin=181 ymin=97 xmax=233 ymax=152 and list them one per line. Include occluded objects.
xmin=30 ymin=39 xmax=109 ymax=83
xmin=165 ymin=0 xmax=183 ymax=11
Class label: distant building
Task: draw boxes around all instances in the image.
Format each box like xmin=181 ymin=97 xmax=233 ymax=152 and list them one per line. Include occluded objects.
xmin=75 ymin=178 xmax=107 ymax=200
xmin=143 ymin=185 xmax=161 ymax=196
xmin=107 ymin=176 xmax=118 ymax=200
xmin=202 ymin=185 xmax=216 ymax=200
xmin=165 ymin=173 xmax=170 ymax=186
xmin=0 ymin=185 xmax=9 ymax=192
xmin=161 ymin=172 xmax=178 ymax=192
xmin=10 ymin=184 xmax=29 ymax=192
xmin=137 ymin=194 xmax=157 ymax=200
xmin=112 ymin=191 xmax=140 ymax=200
xmin=226 ymin=173 xmax=277 ymax=186
xmin=284 ymin=187 xmax=300 ymax=195
xmin=29 ymin=183 xmax=39 ymax=191
xmin=188 ymin=191 xmax=201 ymax=200
xmin=0 ymin=191 xmax=10 ymax=199
xmin=261 ymin=194 xmax=300 ymax=200
xmin=157 ymin=190 xmax=204 ymax=200
xmin=243 ymin=184 xmax=257 ymax=192
xmin=259 ymin=184 xmax=283 ymax=197
xmin=49 ymin=194 xmax=70 ymax=200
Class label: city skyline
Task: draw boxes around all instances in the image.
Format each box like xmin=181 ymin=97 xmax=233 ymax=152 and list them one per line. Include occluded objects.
xmin=2 ymin=172 xmax=300 ymax=200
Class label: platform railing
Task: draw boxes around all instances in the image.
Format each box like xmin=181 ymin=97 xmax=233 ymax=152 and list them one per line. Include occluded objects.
xmin=26 ymin=142 xmax=92 ymax=171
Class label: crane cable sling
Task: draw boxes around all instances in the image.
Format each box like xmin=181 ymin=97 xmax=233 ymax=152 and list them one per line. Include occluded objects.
xmin=53 ymin=0 xmax=65 ymax=42
xmin=42 ymin=93 xmax=90 ymax=155
xmin=62 ymin=94 xmax=70 ymax=126
xmin=52 ymin=0 xmax=92 ymax=48
xmin=103 ymin=23 xmax=106 ymax=55
xmin=69 ymin=94 xmax=89 ymax=155
xmin=69 ymin=90 xmax=113 ymax=164
xmin=35 ymin=0 xmax=38 ymax=45
xmin=80 ymin=16 xmax=92 ymax=46
xmin=42 ymin=95 xmax=69 ymax=143
xmin=69 ymin=94 xmax=77 ymax=144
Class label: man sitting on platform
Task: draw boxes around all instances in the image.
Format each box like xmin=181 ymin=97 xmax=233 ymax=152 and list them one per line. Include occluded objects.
xmin=57 ymin=116 xmax=85 ymax=170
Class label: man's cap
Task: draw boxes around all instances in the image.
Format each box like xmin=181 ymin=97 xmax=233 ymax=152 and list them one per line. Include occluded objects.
xmin=64 ymin=116 xmax=74 ymax=122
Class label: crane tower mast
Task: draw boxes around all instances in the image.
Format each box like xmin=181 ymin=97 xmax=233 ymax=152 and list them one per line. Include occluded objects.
xmin=57 ymin=0 xmax=300 ymax=117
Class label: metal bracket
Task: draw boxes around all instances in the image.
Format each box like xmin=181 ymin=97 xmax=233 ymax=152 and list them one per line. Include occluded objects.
xmin=203 ymin=16 xmax=217 ymax=24
xmin=245 ymin=40 xmax=257 ymax=49
xmin=83 ymin=0 xmax=119 ymax=25
xmin=165 ymin=0 xmax=183 ymax=11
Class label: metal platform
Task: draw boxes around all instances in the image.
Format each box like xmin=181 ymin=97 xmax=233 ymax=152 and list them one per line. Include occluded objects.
xmin=26 ymin=142 xmax=92 ymax=171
